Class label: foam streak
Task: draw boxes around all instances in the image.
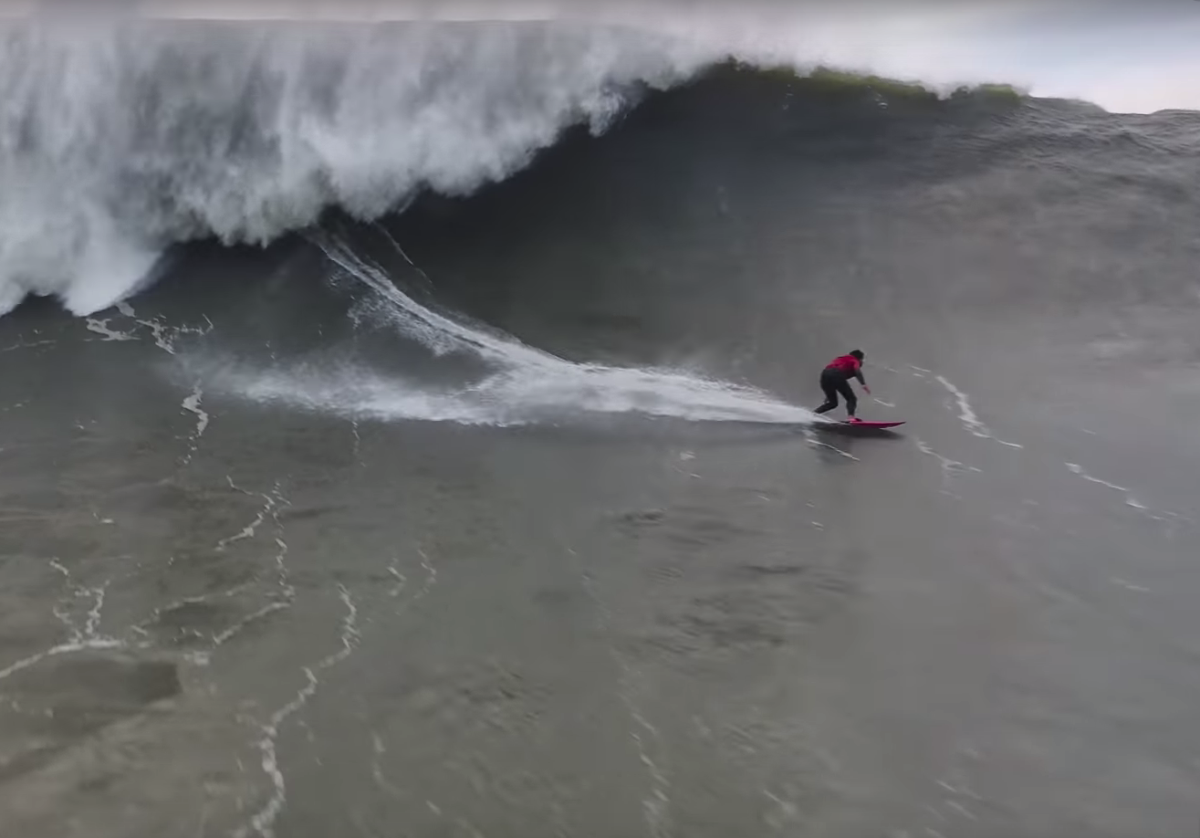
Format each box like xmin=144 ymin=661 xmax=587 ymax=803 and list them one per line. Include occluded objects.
xmin=934 ymin=375 xmax=1023 ymax=450
xmin=218 ymin=477 xmax=278 ymax=551
xmin=238 ymin=585 xmax=360 ymax=838
xmin=0 ymin=559 xmax=124 ymax=682
xmin=181 ymin=383 xmax=210 ymax=464
xmin=917 ymin=438 xmax=982 ymax=495
xmin=1065 ymin=463 xmax=1152 ymax=513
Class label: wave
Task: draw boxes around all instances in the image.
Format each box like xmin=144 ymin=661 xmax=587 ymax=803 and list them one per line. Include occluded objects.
xmin=2 ymin=10 xmax=1194 ymax=319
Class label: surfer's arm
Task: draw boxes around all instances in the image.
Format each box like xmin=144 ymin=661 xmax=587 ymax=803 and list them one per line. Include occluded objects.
xmin=855 ymin=369 xmax=870 ymax=392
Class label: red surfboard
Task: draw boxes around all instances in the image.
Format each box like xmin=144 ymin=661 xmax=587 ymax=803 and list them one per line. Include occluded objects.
xmin=817 ymin=419 xmax=906 ymax=430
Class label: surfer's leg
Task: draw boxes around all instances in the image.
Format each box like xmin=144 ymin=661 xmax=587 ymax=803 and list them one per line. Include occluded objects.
xmin=837 ymin=379 xmax=857 ymax=417
xmin=815 ymin=371 xmax=839 ymax=414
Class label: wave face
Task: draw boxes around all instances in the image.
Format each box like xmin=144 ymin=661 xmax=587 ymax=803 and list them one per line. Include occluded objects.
xmin=187 ymin=228 xmax=816 ymax=427
xmin=99 ymin=54 xmax=1191 ymax=432
xmin=0 ymin=18 xmax=715 ymax=315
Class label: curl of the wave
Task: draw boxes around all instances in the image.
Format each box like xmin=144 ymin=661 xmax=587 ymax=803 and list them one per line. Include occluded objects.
xmin=0 ymin=17 xmax=717 ymax=315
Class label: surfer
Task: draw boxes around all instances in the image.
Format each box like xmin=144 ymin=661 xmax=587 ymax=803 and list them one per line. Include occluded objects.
xmin=814 ymin=349 xmax=870 ymax=421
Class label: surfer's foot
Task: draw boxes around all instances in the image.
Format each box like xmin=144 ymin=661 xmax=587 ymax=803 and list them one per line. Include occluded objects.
xmin=848 ymin=417 xmax=861 ymax=423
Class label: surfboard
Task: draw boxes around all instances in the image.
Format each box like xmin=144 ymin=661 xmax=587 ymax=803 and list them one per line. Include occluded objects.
xmin=814 ymin=419 xmax=906 ymax=430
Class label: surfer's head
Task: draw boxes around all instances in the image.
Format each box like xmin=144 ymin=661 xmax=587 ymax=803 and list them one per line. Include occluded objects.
xmin=849 ymin=349 xmax=864 ymax=361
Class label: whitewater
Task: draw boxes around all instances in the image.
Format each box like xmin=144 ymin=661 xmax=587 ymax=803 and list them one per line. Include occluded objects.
xmin=0 ymin=18 xmax=713 ymax=314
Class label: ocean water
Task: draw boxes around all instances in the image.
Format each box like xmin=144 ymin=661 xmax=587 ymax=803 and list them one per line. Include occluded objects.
xmin=1 ymin=10 xmax=1199 ymax=838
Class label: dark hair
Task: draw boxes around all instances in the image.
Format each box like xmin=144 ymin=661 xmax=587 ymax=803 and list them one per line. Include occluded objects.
xmin=849 ymin=349 xmax=864 ymax=361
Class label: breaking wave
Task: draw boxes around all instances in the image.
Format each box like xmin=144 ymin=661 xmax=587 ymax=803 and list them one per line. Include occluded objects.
xmin=5 ymin=7 xmax=1195 ymax=320
xmin=0 ymin=18 xmax=717 ymax=315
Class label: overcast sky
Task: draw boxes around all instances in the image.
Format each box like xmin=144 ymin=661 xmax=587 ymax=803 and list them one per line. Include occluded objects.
xmin=10 ymin=0 xmax=1200 ymax=113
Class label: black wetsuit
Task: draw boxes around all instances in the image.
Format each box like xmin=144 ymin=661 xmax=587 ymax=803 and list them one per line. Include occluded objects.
xmin=815 ymin=358 xmax=865 ymax=417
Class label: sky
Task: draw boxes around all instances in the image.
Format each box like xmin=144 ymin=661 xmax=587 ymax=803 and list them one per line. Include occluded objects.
xmin=7 ymin=0 xmax=1200 ymax=113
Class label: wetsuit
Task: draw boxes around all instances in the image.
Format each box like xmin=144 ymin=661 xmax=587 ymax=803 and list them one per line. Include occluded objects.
xmin=815 ymin=354 xmax=865 ymax=417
